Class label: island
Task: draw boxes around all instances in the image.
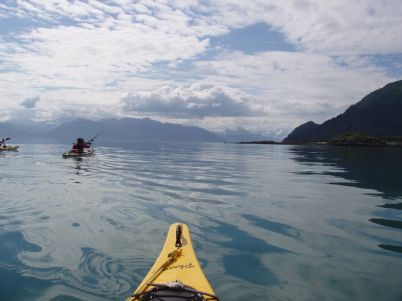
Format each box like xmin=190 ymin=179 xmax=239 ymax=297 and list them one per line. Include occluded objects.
xmin=237 ymin=140 xmax=280 ymax=144
xmin=328 ymin=133 xmax=402 ymax=146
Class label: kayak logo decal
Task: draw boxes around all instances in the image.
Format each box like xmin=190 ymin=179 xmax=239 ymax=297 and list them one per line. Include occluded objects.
xmin=164 ymin=262 xmax=195 ymax=271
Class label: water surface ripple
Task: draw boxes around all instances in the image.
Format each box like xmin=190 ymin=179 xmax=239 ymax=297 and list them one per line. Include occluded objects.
xmin=0 ymin=143 xmax=401 ymax=300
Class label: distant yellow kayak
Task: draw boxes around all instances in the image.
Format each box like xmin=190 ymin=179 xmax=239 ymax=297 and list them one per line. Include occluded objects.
xmin=0 ymin=145 xmax=19 ymax=151
xmin=62 ymin=149 xmax=94 ymax=158
xmin=126 ymin=223 xmax=219 ymax=301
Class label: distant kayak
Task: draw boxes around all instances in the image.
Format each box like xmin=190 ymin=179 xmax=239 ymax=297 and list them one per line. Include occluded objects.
xmin=63 ymin=135 xmax=99 ymax=158
xmin=126 ymin=223 xmax=219 ymax=301
xmin=62 ymin=148 xmax=94 ymax=158
xmin=0 ymin=145 xmax=19 ymax=151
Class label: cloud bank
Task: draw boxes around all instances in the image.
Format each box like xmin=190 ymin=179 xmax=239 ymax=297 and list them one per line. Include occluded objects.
xmin=121 ymin=84 xmax=259 ymax=118
xmin=0 ymin=0 xmax=401 ymax=131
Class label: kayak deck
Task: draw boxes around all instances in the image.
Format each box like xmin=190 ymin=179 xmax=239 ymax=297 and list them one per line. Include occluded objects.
xmin=127 ymin=223 xmax=218 ymax=301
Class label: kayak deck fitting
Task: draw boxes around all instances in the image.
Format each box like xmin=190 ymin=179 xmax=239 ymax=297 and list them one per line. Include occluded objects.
xmin=127 ymin=223 xmax=219 ymax=301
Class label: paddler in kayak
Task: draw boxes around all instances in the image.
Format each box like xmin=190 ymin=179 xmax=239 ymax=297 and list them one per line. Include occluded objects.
xmin=0 ymin=137 xmax=19 ymax=151
xmin=0 ymin=137 xmax=7 ymax=148
xmin=71 ymin=137 xmax=91 ymax=154
xmin=63 ymin=134 xmax=99 ymax=157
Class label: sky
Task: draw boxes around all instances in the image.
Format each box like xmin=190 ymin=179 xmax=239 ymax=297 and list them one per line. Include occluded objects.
xmin=0 ymin=0 xmax=401 ymax=134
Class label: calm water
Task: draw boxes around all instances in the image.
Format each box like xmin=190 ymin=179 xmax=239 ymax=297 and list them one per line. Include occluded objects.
xmin=0 ymin=142 xmax=401 ymax=301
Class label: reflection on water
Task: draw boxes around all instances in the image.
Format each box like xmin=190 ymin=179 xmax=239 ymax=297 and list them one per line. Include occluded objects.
xmin=369 ymin=218 xmax=402 ymax=230
xmin=288 ymin=146 xmax=402 ymax=199
xmin=289 ymin=145 xmax=402 ymax=257
xmin=378 ymin=244 xmax=402 ymax=253
xmin=379 ymin=203 xmax=402 ymax=210
xmin=0 ymin=143 xmax=401 ymax=301
xmin=242 ymin=214 xmax=300 ymax=238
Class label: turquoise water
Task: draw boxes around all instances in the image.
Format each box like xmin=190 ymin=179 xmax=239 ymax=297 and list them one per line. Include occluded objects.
xmin=0 ymin=143 xmax=401 ymax=301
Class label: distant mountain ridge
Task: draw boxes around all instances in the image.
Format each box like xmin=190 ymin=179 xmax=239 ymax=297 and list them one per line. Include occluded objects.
xmin=283 ymin=80 xmax=402 ymax=143
xmin=1 ymin=117 xmax=223 ymax=143
xmin=0 ymin=122 xmax=28 ymax=138
xmin=217 ymin=127 xmax=288 ymax=142
xmin=46 ymin=118 xmax=223 ymax=142
xmin=2 ymin=117 xmax=290 ymax=143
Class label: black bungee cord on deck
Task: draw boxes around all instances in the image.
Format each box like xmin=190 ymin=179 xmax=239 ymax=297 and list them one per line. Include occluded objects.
xmin=175 ymin=224 xmax=183 ymax=247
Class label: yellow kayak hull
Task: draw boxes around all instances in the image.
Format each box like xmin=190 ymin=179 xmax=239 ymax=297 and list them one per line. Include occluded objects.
xmin=62 ymin=149 xmax=94 ymax=158
xmin=126 ymin=223 xmax=216 ymax=301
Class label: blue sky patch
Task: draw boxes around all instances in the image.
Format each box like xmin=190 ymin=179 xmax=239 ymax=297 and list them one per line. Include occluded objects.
xmin=0 ymin=16 xmax=38 ymax=35
xmin=210 ymin=23 xmax=295 ymax=54
xmin=366 ymin=54 xmax=402 ymax=77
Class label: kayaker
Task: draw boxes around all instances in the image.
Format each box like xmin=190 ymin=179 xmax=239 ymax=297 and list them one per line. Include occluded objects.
xmin=71 ymin=138 xmax=89 ymax=154
xmin=0 ymin=138 xmax=7 ymax=148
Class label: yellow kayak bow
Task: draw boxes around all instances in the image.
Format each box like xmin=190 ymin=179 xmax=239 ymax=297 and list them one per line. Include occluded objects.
xmin=126 ymin=223 xmax=219 ymax=301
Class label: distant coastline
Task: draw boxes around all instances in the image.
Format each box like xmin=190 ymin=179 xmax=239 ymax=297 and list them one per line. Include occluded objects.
xmin=237 ymin=133 xmax=402 ymax=147
xmin=237 ymin=140 xmax=280 ymax=145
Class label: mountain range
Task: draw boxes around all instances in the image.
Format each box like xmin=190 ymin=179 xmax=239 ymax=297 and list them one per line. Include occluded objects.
xmin=1 ymin=117 xmax=282 ymax=143
xmin=4 ymin=80 xmax=400 ymax=144
xmin=217 ymin=127 xmax=288 ymax=142
xmin=0 ymin=118 xmax=224 ymax=143
xmin=0 ymin=122 xmax=27 ymax=138
xmin=283 ymin=80 xmax=402 ymax=143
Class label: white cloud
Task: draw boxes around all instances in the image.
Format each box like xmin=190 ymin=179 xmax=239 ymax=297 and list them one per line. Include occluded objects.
xmin=0 ymin=0 xmax=213 ymax=100
xmin=196 ymin=0 xmax=402 ymax=55
xmin=194 ymin=51 xmax=397 ymax=127
xmin=121 ymin=84 xmax=260 ymax=118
